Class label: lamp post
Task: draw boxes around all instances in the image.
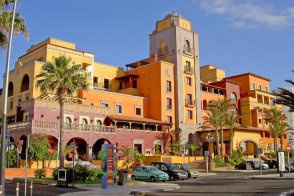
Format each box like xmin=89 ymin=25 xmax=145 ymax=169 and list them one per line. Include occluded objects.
xmin=205 ymin=132 xmax=214 ymax=162
xmin=0 ymin=0 xmax=18 ymax=194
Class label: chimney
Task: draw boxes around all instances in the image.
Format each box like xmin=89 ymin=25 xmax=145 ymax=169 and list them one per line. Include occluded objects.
xmin=149 ymin=53 xmax=158 ymax=63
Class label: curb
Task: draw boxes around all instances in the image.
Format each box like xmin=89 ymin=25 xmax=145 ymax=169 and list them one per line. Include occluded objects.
xmin=250 ymin=176 xmax=294 ymax=180
xmin=129 ymin=183 xmax=180 ymax=195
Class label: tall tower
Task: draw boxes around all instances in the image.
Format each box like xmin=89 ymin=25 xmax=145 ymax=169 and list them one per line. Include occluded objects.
xmin=149 ymin=12 xmax=201 ymax=146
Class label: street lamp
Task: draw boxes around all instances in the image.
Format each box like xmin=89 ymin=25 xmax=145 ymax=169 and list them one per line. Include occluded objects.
xmin=205 ymin=132 xmax=214 ymax=161
xmin=0 ymin=0 xmax=18 ymax=194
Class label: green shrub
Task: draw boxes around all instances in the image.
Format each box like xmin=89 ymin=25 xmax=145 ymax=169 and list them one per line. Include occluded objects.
xmin=5 ymin=149 xmax=17 ymax=168
xmin=213 ymin=156 xmax=225 ymax=167
xmin=34 ymin=168 xmax=46 ymax=178
xmin=230 ymin=147 xmax=244 ymax=166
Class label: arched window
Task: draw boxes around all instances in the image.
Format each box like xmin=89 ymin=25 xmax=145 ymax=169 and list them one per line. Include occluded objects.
xmin=65 ymin=117 xmax=72 ymax=129
xmin=8 ymin=82 xmax=13 ymax=97
xmin=231 ymin=92 xmax=237 ymax=102
xmin=20 ymin=74 xmax=30 ymax=92
xmin=184 ymin=40 xmax=190 ymax=52
xmin=81 ymin=118 xmax=88 ymax=130
xmin=231 ymin=107 xmax=237 ymax=115
xmin=203 ymin=100 xmax=208 ymax=110
xmin=96 ymin=120 xmax=102 ymax=126
xmin=159 ymin=40 xmax=167 ymax=54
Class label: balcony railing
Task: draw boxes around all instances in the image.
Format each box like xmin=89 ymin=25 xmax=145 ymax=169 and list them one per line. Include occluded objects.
xmin=184 ymin=67 xmax=194 ymax=75
xmin=185 ymin=99 xmax=195 ymax=107
xmin=7 ymin=120 xmax=115 ymax=133
xmin=93 ymin=82 xmax=111 ymax=91
xmin=183 ymin=46 xmax=194 ymax=55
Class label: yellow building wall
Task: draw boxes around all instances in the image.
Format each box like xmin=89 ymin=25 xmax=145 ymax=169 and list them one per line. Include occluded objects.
xmin=156 ymin=18 xmax=171 ymax=32
xmin=200 ymin=65 xmax=225 ymax=83
xmin=233 ymin=131 xmax=262 ymax=150
xmin=179 ymin=18 xmax=191 ymax=31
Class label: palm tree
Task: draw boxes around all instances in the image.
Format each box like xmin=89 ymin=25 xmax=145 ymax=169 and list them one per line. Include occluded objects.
xmin=274 ymin=72 xmax=294 ymax=112
xmin=120 ymin=146 xmax=134 ymax=171
xmin=35 ymin=56 xmax=87 ymax=168
xmin=202 ymin=107 xmax=222 ymax=156
xmin=0 ymin=0 xmax=28 ymax=48
xmin=226 ymin=114 xmax=240 ymax=157
xmin=277 ymin=122 xmax=291 ymax=151
xmin=266 ymin=107 xmax=286 ymax=152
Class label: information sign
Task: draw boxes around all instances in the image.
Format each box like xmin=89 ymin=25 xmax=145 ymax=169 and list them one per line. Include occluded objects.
xmin=278 ymin=151 xmax=285 ymax=172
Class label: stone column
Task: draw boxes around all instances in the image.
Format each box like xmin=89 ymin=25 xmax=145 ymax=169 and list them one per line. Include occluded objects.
xmin=86 ymin=145 xmax=90 ymax=161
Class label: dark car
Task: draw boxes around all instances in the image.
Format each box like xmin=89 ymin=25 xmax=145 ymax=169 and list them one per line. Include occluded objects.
xmin=176 ymin=163 xmax=198 ymax=179
xmin=285 ymin=162 xmax=294 ymax=173
xmin=150 ymin=162 xmax=188 ymax=181
xmin=264 ymin=160 xmax=277 ymax=169
xmin=235 ymin=161 xmax=248 ymax=170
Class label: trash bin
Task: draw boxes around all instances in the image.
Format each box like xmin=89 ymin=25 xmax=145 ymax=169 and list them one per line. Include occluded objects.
xmin=118 ymin=170 xmax=128 ymax=185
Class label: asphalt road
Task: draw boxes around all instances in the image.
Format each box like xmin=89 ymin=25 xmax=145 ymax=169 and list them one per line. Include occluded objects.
xmin=146 ymin=170 xmax=294 ymax=196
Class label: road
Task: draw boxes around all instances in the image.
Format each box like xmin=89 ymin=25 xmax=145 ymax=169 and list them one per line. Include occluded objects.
xmin=146 ymin=170 xmax=294 ymax=196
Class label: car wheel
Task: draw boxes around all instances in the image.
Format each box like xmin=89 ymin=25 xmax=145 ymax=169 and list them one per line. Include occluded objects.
xmin=150 ymin=176 xmax=156 ymax=182
xmin=170 ymin=175 xmax=175 ymax=181
xmin=131 ymin=175 xmax=136 ymax=180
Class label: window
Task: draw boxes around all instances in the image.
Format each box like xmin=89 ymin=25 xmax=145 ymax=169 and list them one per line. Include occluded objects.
xmin=65 ymin=117 xmax=72 ymax=129
xmin=8 ymin=82 xmax=13 ymax=97
xmin=258 ymin=85 xmax=262 ymax=91
xmin=185 ymin=61 xmax=191 ymax=70
xmin=265 ymin=118 xmax=269 ymax=127
xmin=231 ymin=107 xmax=237 ymax=115
xmin=265 ymin=87 xmax=268 ymax=92
xmin=132 ymin=80 xmax=137 ymax=88
xmin=101 ymin=101 xmax=109 ymax=109
xmin=18 ymin=96 xmax=22 ymax=106
xmin=251 ymin=83 xmax=255 ymax=90
xmin=258 ymin=117 xmax=262 ymax=127
xmin=166 ymin=98 xmax=172 ymax=110
xmin=134 ymin=144 xmax=142 ymax=153
xmin=20 ymin=74 xmax=30 ymax=92
xmin=187 ymin=110 xmax=193 ymax=120
xmin=231 ymin=92 xmax=237 ymax=102
xmin=159 ymin=40 xmax=167 ymax=54
xmin=135 ymin=106 xmax=142 ymax=116
xmin=166 ymin=81 xmax=172 ymax=92
xmin=167 ymin=116 xmax=172 ymax=125
xmin=115 ymin=104 xmax=122 ymax=114
xmin=186 ymin=94 xmax=192 ymax=105
xmin=96 ymin=120 xmax=102 ymax=126
xmin=184 ymin=40 xmax=190 ymax=52
xmin=93 ymin=77 xmax=98 ymax=87
xmin=165 ymin=69 xmax=171 ymax=77
xmin=81 ymin=118 xmax=88 ymax=130
xmin=104 ymin=78 xmax=110 ymax=89
xmin=186 ymin=77 xmax=192 ymax=86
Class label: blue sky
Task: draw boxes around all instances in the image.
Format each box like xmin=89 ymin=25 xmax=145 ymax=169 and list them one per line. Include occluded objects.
xmin=0 ymin=0 xmax=293 ymax=90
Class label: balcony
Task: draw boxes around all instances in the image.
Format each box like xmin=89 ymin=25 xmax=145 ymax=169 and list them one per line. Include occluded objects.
xmin=7 ymin=120 xmax=115 ymax=133
xmin=183 ymin=46 xmax=194 ymax=56
xmin=93 ymin=82 xmax=111 ymax=91
xmin=184 ymin=66 xmax=194 ymax=75
xmin=185 ymin=99 xmax=195 ymax=107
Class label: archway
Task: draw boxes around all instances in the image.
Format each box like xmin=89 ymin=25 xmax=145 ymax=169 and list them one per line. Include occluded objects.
xmin=92 ymin=138 xmax=111 ymax=159
xmin=239 ymin=139 xmax=258 ymax=157
xmin=48 ymin=135 xmax=58 ymax=152
xmin=20 ymin=74 xmax=30 ymax=92
xmin=67 ymin=137 xmax=88 ymax=161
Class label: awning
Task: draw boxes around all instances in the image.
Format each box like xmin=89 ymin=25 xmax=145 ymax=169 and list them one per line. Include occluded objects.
xmin=106 ymin=115 xmax=170 ymax=125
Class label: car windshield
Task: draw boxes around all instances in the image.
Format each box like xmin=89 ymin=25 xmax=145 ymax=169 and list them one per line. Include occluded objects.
xmin=147 ymin=167 xmax=159 ymax=172
xmin=168 ymin=164 xmax=179 ymax=170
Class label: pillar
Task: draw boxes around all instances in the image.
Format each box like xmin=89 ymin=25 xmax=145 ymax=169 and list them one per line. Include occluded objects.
xmin=86 ymin=145 xmax=90 ymax=161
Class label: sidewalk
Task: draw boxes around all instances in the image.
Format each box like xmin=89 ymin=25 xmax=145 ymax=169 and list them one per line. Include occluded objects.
xmin=251 ymin=173 xmax=294 ymax=180
xmin=61 ymin=182 xmax=180 ymax=196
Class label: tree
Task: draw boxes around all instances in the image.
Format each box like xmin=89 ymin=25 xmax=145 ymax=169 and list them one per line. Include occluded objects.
xmin=120 ymin=146 xmax=134 ymax=171
xmin=266 ymin=107 xmax=286 ymax=152
xmin=28 ymin=134 xmax=50 ymax=168
xmin=274 ymin=71 xmax=294 ymax=112
xmin=276 ymin=122 xmax=291 ymax=151
xmin=0 ymin=0 xmax=28 ymax=48
xmin=35 ymin=56 xmax=88 ymax=168
xmin=134 ymin=150 xmax=145 ymax=166
xmin=226 ymin=114 xmax=240 ymax=157
xmin=202 ymin=107 xmax=222 ymax=156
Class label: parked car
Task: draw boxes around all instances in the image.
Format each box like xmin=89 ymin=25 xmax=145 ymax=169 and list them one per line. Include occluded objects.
xmin=150 ymin=162 xmax=188 ymax=181
xmin=235 ymin=161 xmax=248 ymax=170
xmin=176 ymin=163 xmax=198 ymax=179
xmin=264 ymin=160 xmax=277 ymax=169
xmin=285 ymin=162 xmax=294 ymax=173
xmin=251 ymin=161 xmax=269 ymax=170
xmin=131 ymin=166 xmax=169 ymax=182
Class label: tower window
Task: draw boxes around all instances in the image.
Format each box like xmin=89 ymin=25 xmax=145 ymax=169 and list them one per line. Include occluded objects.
xmin=186 ymin=77 xmax=192 ymax=86
xmin=166 ymin=98 xmax=172 ymax=110
xmin=187 ymin=110 xmax=193 ymax=120
xmin=166 ymin=81 xmax=172 ymax=93
xmin=104 ymin=79 xmax=110 ymax=89
xmin=184 ymin=40 xmax=191 ymax=52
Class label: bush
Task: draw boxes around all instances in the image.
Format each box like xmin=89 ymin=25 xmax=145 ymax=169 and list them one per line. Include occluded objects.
xmin=5 ymin=149 xmax=17 ymax=168
xmin=35 ymin=168 xmax=46 ymax=178
xmin=213 ymin=156 xmax=225 ymax=167
xmin=230 ymin=147 xmax=244 ymax=166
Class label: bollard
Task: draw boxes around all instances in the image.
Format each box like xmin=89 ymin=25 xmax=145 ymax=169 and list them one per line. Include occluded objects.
xmin=16 ymin=182 xmax=19 ymax=196
xmin=0 ymin=185 xmax=2 ymax=195
xmin=30 ymin=181 xmax=33 ymax=196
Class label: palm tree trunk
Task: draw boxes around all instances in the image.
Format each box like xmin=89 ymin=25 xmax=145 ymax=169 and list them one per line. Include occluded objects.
xmin=220 ymin=126 xmax=224 ymax=158
xmin=280 ymin=134 xmax=284 ymax=151
xmin=230 ymin=129 xmax=234 ymax=157
xmin=59 ymin=98 xmax=65 ymax=168
xmin=215 ymin=129 xmax=220 ymax=156
xmin=274 ymin=136 xmax=277 ymax=152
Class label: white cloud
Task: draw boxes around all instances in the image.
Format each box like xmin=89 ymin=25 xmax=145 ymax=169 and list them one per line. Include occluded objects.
xmin=197 ymin=0 xmax=294 ymax=29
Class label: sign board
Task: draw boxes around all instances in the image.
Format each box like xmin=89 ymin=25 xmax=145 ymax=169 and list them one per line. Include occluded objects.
xmin=277 ymin=151 xmax=285 ymax=172
xmin=101 ymin=144 xmax=114 ymax=189
xmin=286 ymin=145 xmax=291 ymax=152
xmin=70 ymin=141 xmax=75 ymax=148
xmin=204 ymin=150 xmax=209 ymax=157
xmin=257 ymin=148 xmax=262 ymax=155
